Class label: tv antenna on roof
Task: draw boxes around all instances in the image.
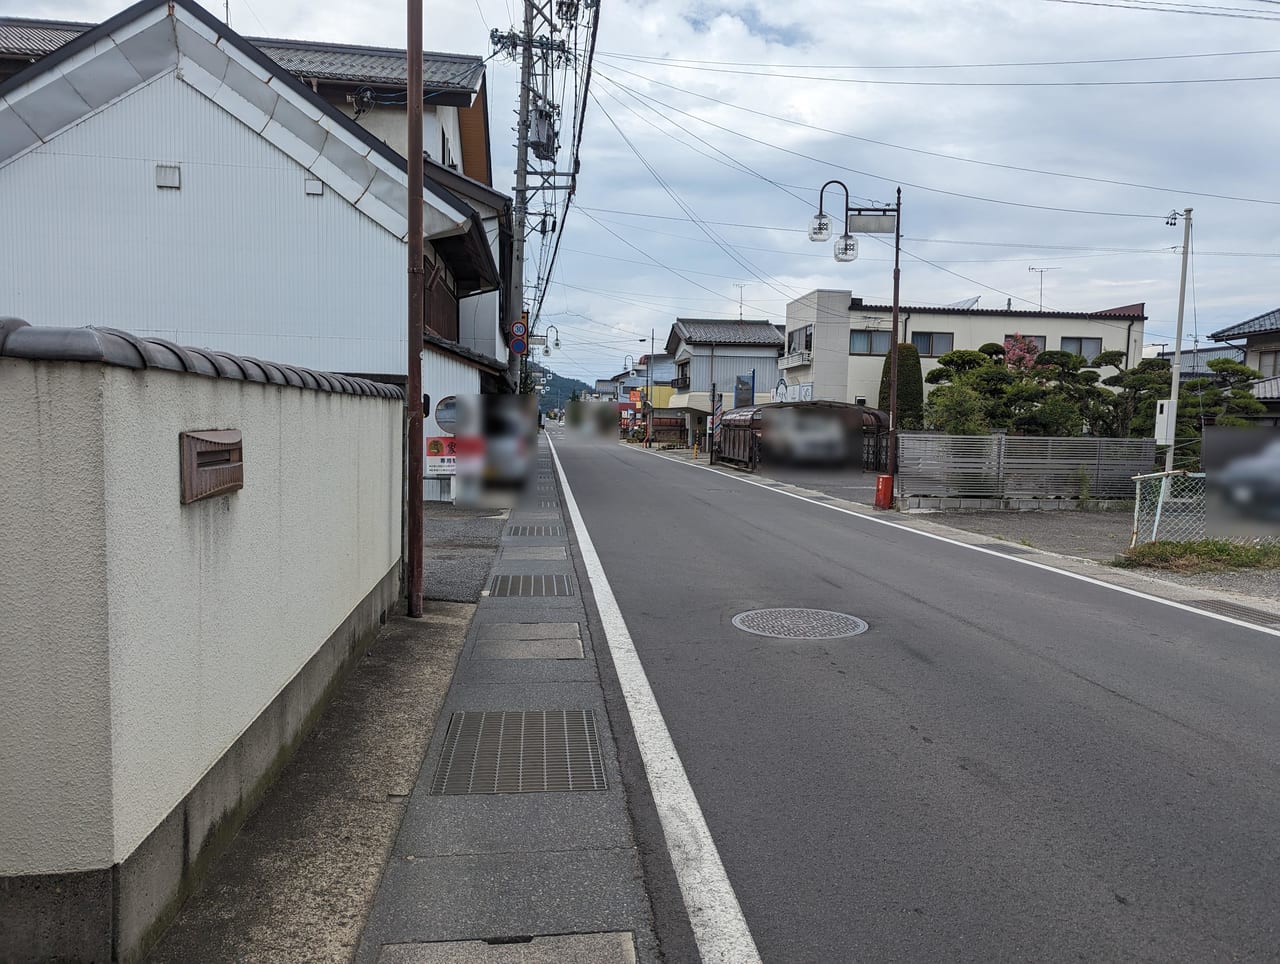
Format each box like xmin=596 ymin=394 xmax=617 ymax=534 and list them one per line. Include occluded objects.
xmin=1027 ymin=266 xmax=1060 ymax=311
xmin=733 ymin=283 xmax=747 ymax=321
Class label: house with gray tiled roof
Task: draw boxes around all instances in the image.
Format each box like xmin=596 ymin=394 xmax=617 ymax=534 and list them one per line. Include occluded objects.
xmin=0 ymin=0 xmax=514 ymax=505
xmin=1210 ymin=307 xmax=1280 ymax=424
xmin=0 ymin=13 xmax=493 ymax=184
xmin=664 ymin=318 xmax=784 ymax=443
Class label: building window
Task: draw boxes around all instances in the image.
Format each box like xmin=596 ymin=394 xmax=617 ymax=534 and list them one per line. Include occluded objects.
xmin=1257 ymin=350 xmax=1279 ymax=378
xmin=787 ymin=325 xmax=813 ymax=354
xmin=1061 ymin=336 xmax=1103 ymax=361
xmin=850 ymin=330 xmax=892 ymax=355
xmin=1005 ymin=333 xmax=1047 ymax=352
xmin=910 ymin=331 xmax=954 ymax=357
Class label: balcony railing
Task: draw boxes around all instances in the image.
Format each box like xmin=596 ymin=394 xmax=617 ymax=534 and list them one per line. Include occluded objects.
xmin=671 ymin=375 xmax=691 ymax=390
xmin=779 ymin=350 xmax=812 ymax=370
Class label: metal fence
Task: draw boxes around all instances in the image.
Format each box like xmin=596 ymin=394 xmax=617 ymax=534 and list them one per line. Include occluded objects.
xmin=1131 ymin=471 xmax=1206 ymax=546
xmin=898 ymin=434 xmax=1157 ymax=499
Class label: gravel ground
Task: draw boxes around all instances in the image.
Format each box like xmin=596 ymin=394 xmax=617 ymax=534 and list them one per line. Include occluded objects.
xmin=922 ymin=508 xmax=1134 ymax=563
xmin=150 ymin=604 xmax=471 ymax=963
xmin=423 ymin=501 xmax=509 ymax=602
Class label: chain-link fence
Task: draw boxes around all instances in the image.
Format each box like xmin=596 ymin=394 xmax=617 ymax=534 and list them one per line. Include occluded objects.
xmin=1131 ymin=471 xmax=1207 ymax=547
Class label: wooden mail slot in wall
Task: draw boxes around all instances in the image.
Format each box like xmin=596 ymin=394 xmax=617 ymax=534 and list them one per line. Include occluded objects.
xmin=180 ymin=430 xmax=244 ymax=504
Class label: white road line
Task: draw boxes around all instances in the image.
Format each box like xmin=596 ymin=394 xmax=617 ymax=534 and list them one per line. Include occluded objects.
xmin=630 ymin=446 xmax=1280 ymax=640
xmin=548 ymin=437 xmax=762 ymax=964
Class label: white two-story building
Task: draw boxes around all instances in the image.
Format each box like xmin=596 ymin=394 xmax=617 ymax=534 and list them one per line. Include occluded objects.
xmin=781 ymin=289 xmax=1147 ymax=406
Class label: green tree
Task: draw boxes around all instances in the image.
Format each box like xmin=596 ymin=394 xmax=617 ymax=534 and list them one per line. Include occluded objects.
xmin=878 ymin=343 xmax=925 ymax=429
xmin=925 ymin=384 xmax=990 ymax=434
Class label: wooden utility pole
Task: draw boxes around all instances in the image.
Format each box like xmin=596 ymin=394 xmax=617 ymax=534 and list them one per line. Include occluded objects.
xmin=406 ymin=0 xmax=425 ymax=617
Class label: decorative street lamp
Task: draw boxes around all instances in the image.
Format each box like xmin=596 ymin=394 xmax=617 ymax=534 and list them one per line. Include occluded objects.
xmin=809 ymin=180 xmax=903 ymax=497
xmin=542 ymin=323 xmax=561 ymax=356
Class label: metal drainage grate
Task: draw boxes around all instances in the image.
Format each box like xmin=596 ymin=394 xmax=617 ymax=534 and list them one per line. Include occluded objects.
xmin=429 ymin=710 xmax=607 ymax=794
xmin=507 ymin=525 xmax=563 ymax=537
xmin=982 ymin=542 xmax=1038 ymax=555
xmin=1184 ymin=599 xmax=1280 ymax=627
xmin=540 ymin=500 xmax=559 ymax=508
xmin=488 ymin=574 xmax=574 ymax=597
xmin=732 ymin=608 xmax=868 ymax=640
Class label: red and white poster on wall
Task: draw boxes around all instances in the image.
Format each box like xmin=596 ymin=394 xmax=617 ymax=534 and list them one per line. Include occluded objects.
xmin=425 ymin=435 xmax=484 ymax=477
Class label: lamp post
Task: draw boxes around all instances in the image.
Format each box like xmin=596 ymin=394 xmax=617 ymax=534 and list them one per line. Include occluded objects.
xmin=644 ymin=331 xmax=654 ymax=447
xmin=809 ymin=181 xmax=902 ymax=493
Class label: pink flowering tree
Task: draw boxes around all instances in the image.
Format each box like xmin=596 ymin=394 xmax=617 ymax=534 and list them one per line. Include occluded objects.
xmin=1003 ymin=333 xmax=1042 ymax=370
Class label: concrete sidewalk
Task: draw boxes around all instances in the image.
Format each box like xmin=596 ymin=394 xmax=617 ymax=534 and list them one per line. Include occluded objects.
xmin=353 ymin=436 xmax=675 ymax=963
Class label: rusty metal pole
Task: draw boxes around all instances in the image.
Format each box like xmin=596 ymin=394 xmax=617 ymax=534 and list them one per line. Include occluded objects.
xmin=405 ymin=0 xmax=425 ymax=617
xmin=887 ymin=187 xmax=902 ymax=490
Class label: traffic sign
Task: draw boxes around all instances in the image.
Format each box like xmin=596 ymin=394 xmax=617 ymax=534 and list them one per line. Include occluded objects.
xmin=511 ymin=337 xmax=528 ymax=355
xmin=511 ymin=320 xmax=527 ymax=338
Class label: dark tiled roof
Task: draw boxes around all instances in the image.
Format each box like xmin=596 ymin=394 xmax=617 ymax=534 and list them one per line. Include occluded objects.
xmin=0 ymin=319 xmax=403 ymax=398
xmin=0 ymin=15 xmax=483 ymax=91
xmin=0 ymin=17 xmax=89 ymax=56
xmin=1210 ymin=307 xmax=1280 ymax=341
xmin=249 ymin=38 xmax=482 ymax=90
xmin=850 ymin=302 xmax=1147 ymax=320
xmin=670 ymin=319 xmax=784 ymax=347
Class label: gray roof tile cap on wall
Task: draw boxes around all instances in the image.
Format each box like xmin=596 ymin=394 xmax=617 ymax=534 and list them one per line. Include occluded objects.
xmin=0 ymin=319 xmax=404 ymax=399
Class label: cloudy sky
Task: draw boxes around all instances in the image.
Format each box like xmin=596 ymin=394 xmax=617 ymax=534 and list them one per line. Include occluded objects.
xmin=18 ymin=0 xmax=1280 ymax=383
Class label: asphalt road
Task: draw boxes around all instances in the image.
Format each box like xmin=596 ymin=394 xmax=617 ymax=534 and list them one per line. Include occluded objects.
xmin=549 ymin=429 xmax=1280 ymax=964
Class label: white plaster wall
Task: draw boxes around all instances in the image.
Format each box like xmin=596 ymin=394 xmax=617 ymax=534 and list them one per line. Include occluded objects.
xmin=846 ymin=310 xmax=1144 ymax=406
xmin=0 ymin=73 xmax=410 ymax=376
xmin=0 ymin=357 xmax=402 ymax=871
xmin=98 ymin=366 xmax=402 ymax=863
xmin=0 ymin=360 xmax=115 ymax=875
xmin=350 ymin=104 xmax=455 ymax=164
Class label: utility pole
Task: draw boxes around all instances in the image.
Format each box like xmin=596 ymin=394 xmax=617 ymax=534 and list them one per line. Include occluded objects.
xmin=888 ymin=187 xmax=902 ymax=489
xmin=646 ymin=327 xmax=654 ymax=448
xmin=492 ymin=0 xmax=593 ymax=390
xmin=1164 ymin=207 xmax=1192 ymax=473
xmin=405 ymin=0 xmax=425 ymax=617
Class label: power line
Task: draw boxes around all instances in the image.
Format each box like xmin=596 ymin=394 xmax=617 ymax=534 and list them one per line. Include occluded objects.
xmin=596 ymin=62 xmax=1280 ymax=208
xmin=595 ymin=47 xmax=1280 ymax=70
xmin=595 ymin=53 xmax=1280 ymax=87
xmin=577 ymin=207 xmax=1280 ymax=258
xmin=1040 ymin=0 xmax=1280 ymax=19
xmin=590 ymin=92 xmax=809 ymax=302
xmin=593 ymin=66 xmax=1169 ymax=219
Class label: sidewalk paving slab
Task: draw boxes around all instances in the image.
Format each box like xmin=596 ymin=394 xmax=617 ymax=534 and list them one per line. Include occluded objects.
xmin=355 ymin=433 xmax=662 ymax=964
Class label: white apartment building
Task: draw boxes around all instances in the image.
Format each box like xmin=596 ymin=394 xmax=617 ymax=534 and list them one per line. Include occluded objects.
xmin=781 ymin=290 xmax=1147 ymax=407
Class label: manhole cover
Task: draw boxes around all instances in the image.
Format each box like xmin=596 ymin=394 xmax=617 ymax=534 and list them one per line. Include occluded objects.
xmin=731 ymin=608 xmax=868 ymax=640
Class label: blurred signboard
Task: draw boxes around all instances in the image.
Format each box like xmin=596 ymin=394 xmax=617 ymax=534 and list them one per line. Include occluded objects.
xmin=771 ymin=381 xmax=814 ymax=403
xmin=425 ymin=435 xmax=483 ymax=477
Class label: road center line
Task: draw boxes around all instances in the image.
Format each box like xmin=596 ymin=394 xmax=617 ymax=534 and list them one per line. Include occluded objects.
xmin=548 ymin=437 xmax=762 ymax=964
xmin=629 ymin=445 xmax=1280 ymax=640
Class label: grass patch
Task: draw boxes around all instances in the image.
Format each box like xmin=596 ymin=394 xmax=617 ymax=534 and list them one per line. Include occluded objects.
xmin=1113 ymin=539 xmax=1280 ymax=573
